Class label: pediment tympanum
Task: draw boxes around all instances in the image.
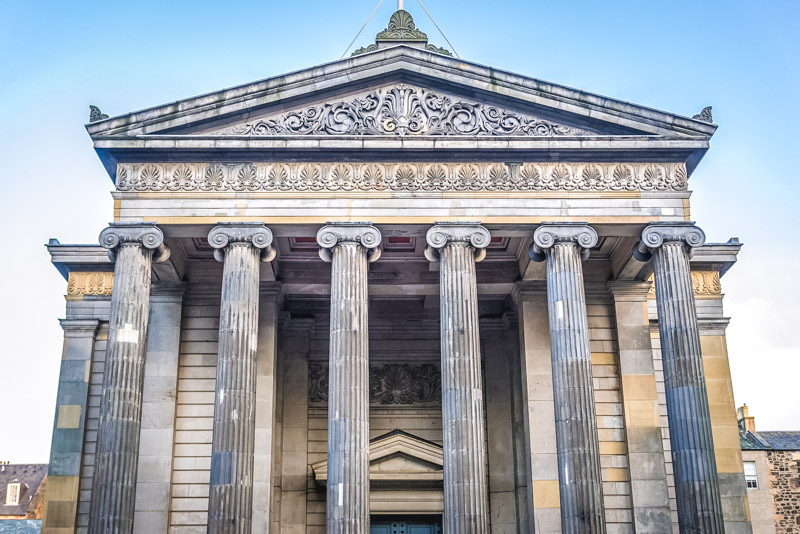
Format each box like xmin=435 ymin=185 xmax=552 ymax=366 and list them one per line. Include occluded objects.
xmin=206 ymin=84 xmax=594 ymax=137
xmin=312 ymin=431 xmax=443 ymax=487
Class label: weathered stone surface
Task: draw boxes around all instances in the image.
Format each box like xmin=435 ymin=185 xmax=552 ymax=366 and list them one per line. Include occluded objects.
xmin=638 ymin=222 xmax=725 ymax=533
xmin=426 ymin=222 xmax=490 ymax=533
xmin=317 ymin=223 xmax=381 ymax=533
xmin=207 ymin=224 xmax=273 ymax=534
xmin=133 ymin=283 xmax=185 ymax=534
xmin=608 ymin=281 xmax=672 ymax=534
xmin=766 ymin=451 xmax=800 ymax=532
xmin=89 ymin=224 xmax=169 ymax=534
xmin=530 ymin=223 xmax=605 ymax=534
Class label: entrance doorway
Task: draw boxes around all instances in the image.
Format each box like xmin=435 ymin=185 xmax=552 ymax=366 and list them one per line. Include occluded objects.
xmin=370 ymin=515 xmax=442 ymax=534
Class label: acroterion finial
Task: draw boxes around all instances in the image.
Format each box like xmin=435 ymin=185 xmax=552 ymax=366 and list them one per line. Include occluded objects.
xmin=398 ymin=0 xmax=403 ymax=10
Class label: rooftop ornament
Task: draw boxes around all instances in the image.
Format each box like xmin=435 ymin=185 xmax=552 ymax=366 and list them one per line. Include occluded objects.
xmin=352 ymin=8 xmax=452 ymax=57
xmin=692 ymin=106 xmax=714 ymax=123
xmin=89 ymin=105 xmax=108 ymax=123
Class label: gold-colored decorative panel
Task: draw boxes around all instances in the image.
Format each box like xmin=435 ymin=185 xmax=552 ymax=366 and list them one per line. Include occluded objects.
xmin=67 ymin=272 xmax=114 ymax=296
xmin=646 ymin=271 xmax=721 ymax=297
xmin=692 ymin=271 xmax=721 ymax=295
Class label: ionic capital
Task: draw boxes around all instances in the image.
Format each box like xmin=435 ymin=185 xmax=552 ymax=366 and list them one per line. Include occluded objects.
xmin=634 ymin=222 xmax=706 ymax=261
xmin=208 ymin=223 xmax=275 ymax=263
xmin=424 ymin=222 xmax=491 ymax=263
xmin=529 ymin=222 xmax=598 ymax=262
xmin=99 ymin=223 xmax=170 ymax=263
xmin=316 ymin=222 xmax=382 ymax=263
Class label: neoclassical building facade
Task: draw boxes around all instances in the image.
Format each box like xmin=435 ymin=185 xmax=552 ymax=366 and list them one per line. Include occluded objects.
xmin=42 ymin=10 xmax=750 ymax=534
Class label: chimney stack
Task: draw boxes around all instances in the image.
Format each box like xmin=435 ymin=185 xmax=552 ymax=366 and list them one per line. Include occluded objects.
xmin=737 ymin=404 xmax=756 ymax=433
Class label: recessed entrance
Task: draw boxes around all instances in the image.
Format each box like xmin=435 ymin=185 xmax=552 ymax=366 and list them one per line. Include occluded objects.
xmin=370 ymin=515 xmax=442 ymax=534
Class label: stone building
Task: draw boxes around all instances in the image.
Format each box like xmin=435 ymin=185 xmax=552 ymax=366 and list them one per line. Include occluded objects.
xmin=0 ymin=463 xmax=47 ymax=532
xmin=40 ymin=7 xmax=753 ymax=534
xmin=739 ymin=405 xmax=800 ymax=533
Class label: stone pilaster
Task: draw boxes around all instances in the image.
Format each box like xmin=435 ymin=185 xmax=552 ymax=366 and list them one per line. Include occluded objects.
xmin=253 ymin=286 xmax=282 ymax=534
xmin=43 ymin=319 xmax=99 ymax=534
xmin=512 ymin=282 xmax=562 ymax=533
xmin=207 ymin=223 xmax=276 ymax=534
xmin=608 ymin=281 xmax=672 ymax=533
xmin=89 ymin=223 xmax=170 ymax=534
xmin=529 ymin=223 xmax=605 ymax=534
xmin=425 ymin=222 xmax=491 ymax=534
xmin=134 ymin=282 xmax=186 ymax=534
xmin=636 ymin=222 xmax=724 ymax=533
xmin=317 ymin=223 xmax=381 ymax=534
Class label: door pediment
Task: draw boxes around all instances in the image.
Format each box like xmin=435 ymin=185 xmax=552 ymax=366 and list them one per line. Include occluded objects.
xmin=312 ymin=430 xmax=443 ymax=487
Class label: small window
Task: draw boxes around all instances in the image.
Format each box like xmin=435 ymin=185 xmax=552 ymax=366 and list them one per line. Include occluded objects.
xmin=744 ymin=461 xmax=759 ymax=489
xmin=5 ymin=483 xmax=20 ymax=505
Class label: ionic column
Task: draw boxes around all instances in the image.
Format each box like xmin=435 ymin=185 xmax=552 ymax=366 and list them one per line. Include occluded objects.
xmin=89 ymin=223 xmax=170 ymax=534
xmin=207 ymin=223 xmax=276 ymax=534
xmin=529 ymin=223 xmax=605 ymax=534
xmin=635 ymin=222 xmax=724 ymax=533
xmin=425 ymin=222 xmax=491 ymax=534
xmin=317 ymin=223 xmax=381 ymax=534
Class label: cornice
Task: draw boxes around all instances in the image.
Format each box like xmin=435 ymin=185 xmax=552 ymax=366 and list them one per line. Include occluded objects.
xmin=87 ymin=46 xmax=715 ymax=140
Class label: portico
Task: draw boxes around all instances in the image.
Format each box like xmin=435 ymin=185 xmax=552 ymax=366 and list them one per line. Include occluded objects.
xmin=42 ymin=9 xmax=752 ymax=534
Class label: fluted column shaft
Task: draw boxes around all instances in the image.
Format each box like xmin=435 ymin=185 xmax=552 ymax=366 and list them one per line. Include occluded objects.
xmin=426 ymin=223 xmax=491 ymax=534
xmin=531 ymin=223 xmax=604 ymax=534
xmin=90 ymin=224 xmax=169 ymax=534
xmin=641 ymin=223 xmax=724 ymax=533
xmin=318 ymin=223 xmax=381 ymax=534
xmin=207 ymin=224 xmax=275 ymax=534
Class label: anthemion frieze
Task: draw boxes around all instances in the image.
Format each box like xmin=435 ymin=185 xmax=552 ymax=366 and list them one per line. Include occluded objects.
xmin=209 ymin=84 xmax=593 ymax=137
xmin=116 ymin=161 xmax=688 ymax=193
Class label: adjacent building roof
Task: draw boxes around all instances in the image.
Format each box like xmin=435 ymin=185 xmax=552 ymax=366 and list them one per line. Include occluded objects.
xmin=0 ymin=465 xmax=47 ymax=518
xmin=740 ymin=431 xmax=800 ymax=451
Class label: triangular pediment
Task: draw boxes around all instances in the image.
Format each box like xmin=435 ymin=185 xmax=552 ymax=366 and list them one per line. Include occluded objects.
xmin=312 ymin=430 xmax=443 ymax=486
xmin=87 ymin=46 xmax=715 ymax=141
xmin=198 ymin=83 xmax=599 ymax=138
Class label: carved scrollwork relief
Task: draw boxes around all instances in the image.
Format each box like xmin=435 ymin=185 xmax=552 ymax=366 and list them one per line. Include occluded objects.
xmin=116 ymin=162 xmax=688 ymax=193
xmin=210 ymin=84 xmax=590 ymax=137
xmin=309 ymin=363 xmax=442 ymax=405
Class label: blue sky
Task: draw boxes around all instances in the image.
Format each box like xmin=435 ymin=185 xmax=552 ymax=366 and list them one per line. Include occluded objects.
xmin=1 ymin=0 xmax=798 ymax=463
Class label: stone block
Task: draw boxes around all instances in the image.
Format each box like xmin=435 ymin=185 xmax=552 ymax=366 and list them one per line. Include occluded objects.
xmin=132 ymin=511 xmax=169 ymax=534
xmin=531 ymin=453 xmax=559 ymax=481
xmin=630 ymin=479 xmax=670 ymax=508
xmin=626 ymin=426 xmax=663 ymax=454
xmin=50 ymin=429 xmax=83 ymax=454
xmin=134 ymin=482 xmax=170 ymax=511
xmin=721 ymin=495 xmax=749 ymax=522
xmin=56 ymin=405 xmax=82 ymax=429
xmin=136 ymin=455 xmax=173 ymax=483
xmin=531 ymin=507 xmax=562 ymax=533
xmin=49 ymin=453 xmax=82 ymax=477
xmin=138 ymin=428 xmax=175 ymax=457
xmin=532 ymin=480 xmax=560 ymax=509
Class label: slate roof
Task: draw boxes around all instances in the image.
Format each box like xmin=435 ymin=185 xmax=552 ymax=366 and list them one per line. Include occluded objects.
xmin=740 ymin=432 xmax=767 ymax=450
xmin=740 ymin=431 xmax=800 ymax=451
xmin=0 ymin=465 xmax=47 ymax=517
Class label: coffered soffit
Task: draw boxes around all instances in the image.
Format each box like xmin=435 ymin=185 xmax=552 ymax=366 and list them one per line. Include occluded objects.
xmin=87 ymin=47 xmax=715 ymax=144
